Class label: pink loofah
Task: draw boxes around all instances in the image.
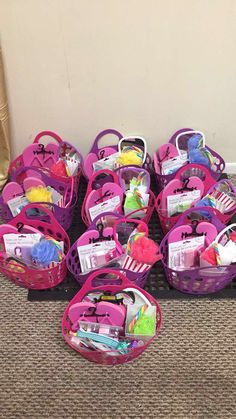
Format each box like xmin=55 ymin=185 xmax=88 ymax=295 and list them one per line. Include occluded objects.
xmin=230 ymin=231 xmax=236 ymax=242
xmin=130 ymin=236 xmax=163 ymax=265
xmin=200 ymin=246 xmax=217 ymax=266
xmin=51 ymin=160 xmax=68 ymax=177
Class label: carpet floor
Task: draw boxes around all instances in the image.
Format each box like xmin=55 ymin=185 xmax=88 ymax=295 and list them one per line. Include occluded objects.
xmin=0 ymin=278 xmax=236 ymax=419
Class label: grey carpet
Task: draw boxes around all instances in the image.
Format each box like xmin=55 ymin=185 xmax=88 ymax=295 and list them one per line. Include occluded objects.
xmin=0 ymin=278 xmax=236 ymax=419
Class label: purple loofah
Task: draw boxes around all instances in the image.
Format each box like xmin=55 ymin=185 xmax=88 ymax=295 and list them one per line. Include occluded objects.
xmin=189 ymin=149 xmax=211 ymax=167
xmin=188 ymin=134 xmax=203 ymax=150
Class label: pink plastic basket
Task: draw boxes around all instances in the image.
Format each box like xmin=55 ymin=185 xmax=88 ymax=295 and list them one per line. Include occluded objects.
xmin=81 ymin=169 xmax=120 ymax=226
xmin=81 ymin=169 xmax=155 ymax=226
xmin=66 ymin=213 xmax=152 ymax=288
xmin=155 ymin=164 xmax=216 ymax=234
xmin=160 ymin=207 xmax=236 ymax=294
xmin=9 ymin=131 xmax=83 ymax=190
xmin=0 ymin=166 xmax=77 ymax=231
xmin=0 ymin=204 xmax=70 ymax=289
xmin=83 ymin=129 xmax=153 ymax=179
xmin=62 ymin=269 xmax=162 ymax=365
xmin=153 ymin=128 xmax=225 ymax=190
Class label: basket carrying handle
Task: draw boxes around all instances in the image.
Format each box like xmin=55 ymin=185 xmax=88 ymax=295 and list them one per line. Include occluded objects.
xmin=10 ymin=203 xmax=68 ymax=237
xmin=11 ymin=166 xmax=74 ymax=208
xmin=89 ymin=212 xmax=124 ymax=229
xmin=176 ymin=163 xmax=213 ymax=179
xmin=112 ymin=216 xmax=149 ymax=236
xmin=82 ymin=269 xmax=131 ymax=292
xmin=118 ymin=136 xmax=147 ymax=163
xmin=175 ymin=206 xmax=225 ymax=231
xmin=214 ymin=223 xmax=236 ymax=244
xmin=88 ymin=169 xmax=119 ymax=190
xmin=93 ymin=129 xmax=123 ymax=152
xmin=33 ymin=131 xmax=63 ymax=144
xmin=11 ymin=165 xmax=45 ymax=182
xmin=90 ymin=211 xmax=149 ymax=235
xmin=175 ymin=130 xmax=206 ymax=155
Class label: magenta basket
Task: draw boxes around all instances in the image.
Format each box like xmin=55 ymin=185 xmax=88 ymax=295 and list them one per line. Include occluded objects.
xmin=0 ymin=204 xmax=70 ymax=289
xmin=81 ymin=169 xmax=120 ymax=226
xmin=62 ymin=269 xmax=162 ymax=365
xmin=66 ymin=212 xmax=151 ymax=288
xmin=155 ymin=164 xmax=217 ymax=234
xmin=83 ymin=129 xmax=153 ymax=179
xmin=9 ymin=130 xmax=83 ymax=190
xmin=81 ymin=168 xmax=155 ymax=227
xmin=0 ymin=166 xmax=77 ymax=231
xmin=153 ymin=128 xmax=225 ymax=190
xmin=160 ymin=207 xmax=236 ymax=294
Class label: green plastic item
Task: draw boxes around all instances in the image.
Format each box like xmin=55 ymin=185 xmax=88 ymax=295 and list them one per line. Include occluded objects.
xmin=124 ymin=190 xmax=143 ymax=210
xmin=133 ymin=314 xmax=156 ymax=336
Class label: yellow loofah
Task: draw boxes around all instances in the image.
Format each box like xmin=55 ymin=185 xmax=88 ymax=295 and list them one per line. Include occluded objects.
xmin=117 ymin=146 xmax=143 ymax=166
xmin=25 ymin=186 xmax=52 ymax=203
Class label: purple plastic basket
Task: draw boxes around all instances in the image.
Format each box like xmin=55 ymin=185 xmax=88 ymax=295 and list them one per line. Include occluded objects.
xmin=160 ymin=207 xmax=236 ymax=294
xmin=66 ymin=212 xmax=150 ymax=288
xmin=83 ymin=129 xmax=153 ymax=179
xmin=0 ymin=166 xmax=77 ymax=231
xmin=153 ymin=128 xmax=225 ymax=190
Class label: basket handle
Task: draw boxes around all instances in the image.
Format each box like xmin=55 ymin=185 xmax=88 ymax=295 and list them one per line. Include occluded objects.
xmin=89 ymin=212 xmax=124 ymax=229
xmin=64 ymin=176 xmax=75 ymax=207
xmin=88 ymin=169 xmax=119 ymax=190
xmin=175 ymin=130 xmax=206 ymax=155
xmin=90 ymin=212 xmax=149 ymax=236
xmin=214 ymin=223 xmax=236 ymax=244
xmin=11 ymin=165 xmax=45 ymax=182
xmin=93 ymin=129 xmax=123 ymax=152
xmin=118 ymin=136 xmax=147 ymax=163
xmin=175 ymin=205 xmax=224 ymax=229
xmin=10 ymin=203 xmax=67 ymax=237
xmin=33 ymin=131 xmax=63 ymax=144
xmin=81 ymin=269 xmax=131 ymax=292
xmin=11 ymin=165 xmax=75 ymax=208
xmin=112 ymin=216 xmax=149 ymax=236
xmin=176 ymin=163 xmax=213 ymax=180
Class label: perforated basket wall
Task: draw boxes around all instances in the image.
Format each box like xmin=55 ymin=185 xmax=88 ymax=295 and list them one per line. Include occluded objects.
xmin=159 ymin=208 xmax=236 ymax=295
xmin=0 ymin=204 xmax=70 ymax=289
xmin=61 ymin=269 xmax=162 ymax=365
xmin=1 ymin=167 xmax=78 ymax=231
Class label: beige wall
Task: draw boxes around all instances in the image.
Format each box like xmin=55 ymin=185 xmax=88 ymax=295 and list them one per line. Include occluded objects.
xmin=0 ymin=0 xmax=236 ymax=162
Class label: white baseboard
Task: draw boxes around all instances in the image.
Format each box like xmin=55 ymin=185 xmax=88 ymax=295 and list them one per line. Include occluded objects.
xmin=225 ymin=163 xmax=236 ymax=174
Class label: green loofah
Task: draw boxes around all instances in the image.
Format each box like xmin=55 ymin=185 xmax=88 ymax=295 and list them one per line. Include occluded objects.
xmin=133 ymin=314 xmax=156 ymax=336
xmin=124 ymin=191 xmax=142 ymax=210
